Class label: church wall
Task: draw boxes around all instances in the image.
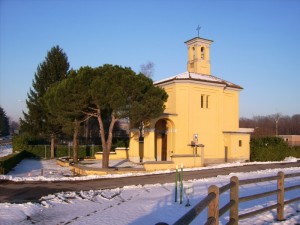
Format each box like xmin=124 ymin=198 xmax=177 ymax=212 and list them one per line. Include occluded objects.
xmin=223 ymin=90 xmax=239 ymax=131
xmin=167 ymin=81 xmax=227 ymax=161
xmin=223 ymin=133 xmax=250 ymax=162
xmin=173 ymin=85 xmax=190 ymax=154
xmin=128 ymin=80 xmax=245 ymax=165
xmin=163 ymin=85 xmax=176 ymax=114
xmin=128 ymin=36 xmax=251 ymax=167
xmin=128 ymin=129 xmax=140 ymax=163
xmin=230 ymin=133 xmax=250 ymax=161
xmin=189 ymin=85 xmax=220 ymax=159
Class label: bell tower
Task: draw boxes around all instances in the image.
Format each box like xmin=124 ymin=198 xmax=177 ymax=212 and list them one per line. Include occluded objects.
xmin=185 ymin=37 xmax=213 ymax=75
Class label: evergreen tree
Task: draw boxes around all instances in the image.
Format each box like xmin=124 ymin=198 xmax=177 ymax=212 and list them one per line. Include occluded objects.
xmin=20 ymin=46 xmax=69 ymax=157
xmin=44 ymin=64 xmax=167 ymax=167
xmin=0 ymin=106 xmax=10 ymax=137
xmin=88 ymin=65 xmax=167 ymax=168
xmin=43 ymin=69 xmax=92 ymax=162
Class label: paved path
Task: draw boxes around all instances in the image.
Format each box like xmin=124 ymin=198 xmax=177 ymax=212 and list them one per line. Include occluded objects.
xmin=0 ymin=161 xmax=299 ymax=203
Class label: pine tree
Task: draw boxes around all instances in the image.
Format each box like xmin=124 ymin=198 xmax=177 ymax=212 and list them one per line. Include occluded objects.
xmin=0 ymin=106 xmax=10 ymax=137
xmin=88 ymin=65 xmax=168 ymax=168
xmin=43 ymin=69 xmax=92 ymax=162
xmin=44 ymin=64 xmax=167 ymax=167
xmin=20 ymin=46 xmax=69 ymax=157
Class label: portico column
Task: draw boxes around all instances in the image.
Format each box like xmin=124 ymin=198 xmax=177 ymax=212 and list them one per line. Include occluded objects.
xmin=128 ymin=129 xmax=140 ymax=163
xmin=143 ymin=128 xmax=156 ymax=161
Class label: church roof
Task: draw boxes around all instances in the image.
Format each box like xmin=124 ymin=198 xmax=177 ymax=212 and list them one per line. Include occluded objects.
xmin=154 ymin=71 xmax=243 ymax=90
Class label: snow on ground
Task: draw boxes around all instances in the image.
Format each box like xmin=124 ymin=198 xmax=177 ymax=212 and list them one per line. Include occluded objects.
xmin=0 ymin=144 xmax=12 ymax=158
xmin=0 ymin=167 xmax=299 ymax=225
xmin=0 ymin=158 xmax=299 ymax=224
xmin=5 ymin=158 xmax=74 ymax=178
xmin=1 ymin=156 xmax=299 ymax=182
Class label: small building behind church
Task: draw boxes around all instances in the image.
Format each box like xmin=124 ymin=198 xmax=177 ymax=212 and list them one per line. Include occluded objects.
xmin=128 ymin=36 xmax=253 ymax=170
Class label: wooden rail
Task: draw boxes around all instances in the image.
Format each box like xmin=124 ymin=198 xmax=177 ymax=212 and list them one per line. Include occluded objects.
xmin=168 ymin=171 xmax=300 ymax=225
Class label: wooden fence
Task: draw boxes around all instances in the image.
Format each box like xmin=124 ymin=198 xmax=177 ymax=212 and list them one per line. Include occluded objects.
xmin=169 ymin=171 xmax=300 ymax=225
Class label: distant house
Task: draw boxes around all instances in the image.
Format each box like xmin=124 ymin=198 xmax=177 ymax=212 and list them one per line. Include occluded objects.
xmin=128 ymin=36 xmax=253 ymax=170
xmin=278 ymin=135 xmax=300 ymax=146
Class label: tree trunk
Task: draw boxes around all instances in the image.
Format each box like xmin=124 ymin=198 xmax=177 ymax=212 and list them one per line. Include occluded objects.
xmin=50 ymin=134 xmax=56 ymax=159
xmin=96 ymin=108 xmax=109 ymax=168
xmin=73 ymin=119 xmax=79 ymax=163
xmin=107 ymin=114 xmax=117 ymax=152
xmin=96 ymin=107 xmax=117 ymax=169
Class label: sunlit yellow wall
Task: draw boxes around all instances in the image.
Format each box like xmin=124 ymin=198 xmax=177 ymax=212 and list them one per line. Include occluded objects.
xmin=128 ymin=130 xmax=140 ymax=162
xmin=223 ymin=89 xmax=239 ymax=131
xmin=186 ymin=38 xmax=212 ymax=75
xmin=163 ymin=86 xmax=176 ymax=114
xmin=128 ymin=35 xmax=252 ymax=166
xmin=223 ymin=133 xmax=250 ymax=162
xmin=128 ymin=79 xmax=250 ymax=165
xmin=156 ymin=81 xmax=243 ymax=163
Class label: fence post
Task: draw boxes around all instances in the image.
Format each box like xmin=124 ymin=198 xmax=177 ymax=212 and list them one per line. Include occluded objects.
xmin=44 ymin=145 xmax=47 ymax=159
xmin=208 ymin=185 xmax=219 ymax=225
xmin=277 ymin=171 xmax=284 ymax=221
xmin=230 ymin=176 xmax=239 ymax=225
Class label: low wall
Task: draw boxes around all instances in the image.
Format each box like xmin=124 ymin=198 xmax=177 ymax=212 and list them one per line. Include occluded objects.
xmin=171 ymin=154 xmax=203 ymax=167
xmin=95 ymin=147 xmax=129 ymax=160
xmin=143 ymin=161 xmax=175 ymax=171
xmin=70 ymin=164 xmax=145 ymax=176
xmin=56 ymin=158 xmax=70 ymax=167
xmin=71 ymin=165 xmax=108 ymax=176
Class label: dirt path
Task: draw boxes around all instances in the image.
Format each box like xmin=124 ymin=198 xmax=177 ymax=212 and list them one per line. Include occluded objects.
xmin=0 ymin=161 xmax=299 ymax=203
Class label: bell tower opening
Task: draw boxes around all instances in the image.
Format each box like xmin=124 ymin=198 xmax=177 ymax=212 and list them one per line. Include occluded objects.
xmin=185 ymin=37 xmax=213 ymax=75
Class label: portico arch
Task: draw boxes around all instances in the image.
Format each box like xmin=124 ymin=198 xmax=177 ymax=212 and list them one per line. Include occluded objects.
xmin=154 ymin=118 xmax=174 ymax=161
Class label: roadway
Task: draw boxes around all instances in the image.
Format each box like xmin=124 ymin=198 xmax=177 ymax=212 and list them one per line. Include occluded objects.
xmin=0 ymin=161 xmax=299 ymax=203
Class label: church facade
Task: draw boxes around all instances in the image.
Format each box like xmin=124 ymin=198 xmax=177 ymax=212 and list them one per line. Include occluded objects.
xmin=129 ymin=36 xmax=253 ymax=169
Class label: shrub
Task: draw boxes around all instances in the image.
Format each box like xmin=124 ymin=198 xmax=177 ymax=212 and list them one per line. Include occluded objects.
xmin=19 ymin=145 xmax=102 ymax=159
xmin=12 ymin=133 xmax=48 ymax=152
xmin=0 ymin=151 xmax=28 ymax=174
xmin=250 ymin=136 xmax=300 ymax=161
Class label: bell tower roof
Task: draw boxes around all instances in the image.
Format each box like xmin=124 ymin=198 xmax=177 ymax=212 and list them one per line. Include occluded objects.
xmin=185 ymin=37 xmax=213 ymax=75
xmin=184 ymin=37 xmax=213 ymax=45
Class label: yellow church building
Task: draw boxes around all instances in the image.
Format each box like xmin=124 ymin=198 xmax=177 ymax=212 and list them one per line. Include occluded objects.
xmin=128 ymin=36 xmax=253 ymax=170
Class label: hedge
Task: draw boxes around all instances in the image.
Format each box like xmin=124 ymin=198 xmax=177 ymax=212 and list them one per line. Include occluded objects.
xmin=12 ymin=133 xmax=129 ymax=159
xmin=0 ymin=151 xmax=28 ymax=175
xmin=20 ymin=145 xmax=103 ymax=159
xmin=250 ymin=136 xmax=300 ymax=161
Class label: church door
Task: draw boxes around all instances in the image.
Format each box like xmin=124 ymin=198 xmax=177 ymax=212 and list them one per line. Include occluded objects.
xmin=161 ymin=133 xmax=167 ymax=161
xmin=155 ymin=119 xmax=168 ymax=161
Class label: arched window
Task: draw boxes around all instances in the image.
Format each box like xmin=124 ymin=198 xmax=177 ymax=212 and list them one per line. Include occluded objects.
xmin=192 ymin=47 xmax=196 ymax=60
xmin=201 ymin=47 xmax=205 ymax=59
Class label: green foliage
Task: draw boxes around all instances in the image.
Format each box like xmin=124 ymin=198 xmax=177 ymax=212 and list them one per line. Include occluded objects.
xmin=43 ymin=68 xmax=91 ymax=133
xmin=89 ymin=64 xmax=168 ymax=128
xmin=0 ymin=106 xmax=10 ymax=136
xmin=250 ymin=136 xmax=300 ymax=161
xmin=12 ymin=133 xmax=48 ymax=152
xmin=20 ymin=45 xmax=69 ymax=137
xmin=43 ymin=64 xmax=167 ymax=167
xmin=114 ymin=138 xmax=129 ymax=148
xmin=0 ymin=151 xmax=28 ymax=174
xmin=15 ymin=145 xmax=101 ymax=159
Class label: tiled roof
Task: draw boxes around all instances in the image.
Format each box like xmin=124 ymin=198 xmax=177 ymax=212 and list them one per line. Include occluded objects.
xmin=154 ymin=71 xmax=243 ymax=90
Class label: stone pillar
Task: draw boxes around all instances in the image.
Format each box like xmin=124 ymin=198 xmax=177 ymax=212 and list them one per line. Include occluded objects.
xmin=143 ymin=128 xmax=156 ymax=161
xmin=128 ymin=130 xmax=140 ymax=163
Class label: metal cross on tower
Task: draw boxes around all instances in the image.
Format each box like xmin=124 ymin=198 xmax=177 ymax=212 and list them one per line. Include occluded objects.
xmin=196 ymin=25 xmax=201 ymax=37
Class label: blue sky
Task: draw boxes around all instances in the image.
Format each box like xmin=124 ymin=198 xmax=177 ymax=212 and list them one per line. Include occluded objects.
xmin=0 ymin=0 xmax=300 ymax=121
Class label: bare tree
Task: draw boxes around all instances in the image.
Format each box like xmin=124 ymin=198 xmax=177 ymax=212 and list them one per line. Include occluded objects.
xmin=240 ymin=113 xmax=300 ymax=136
xmin=140 ymin=61 xmax=155 ymax=78
xmin=270 ymin=113 xmax=281 ymax=136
